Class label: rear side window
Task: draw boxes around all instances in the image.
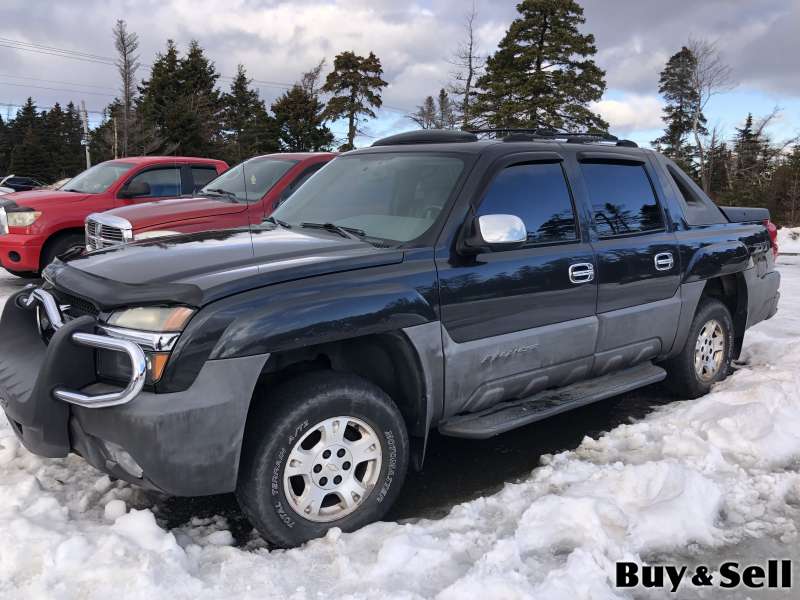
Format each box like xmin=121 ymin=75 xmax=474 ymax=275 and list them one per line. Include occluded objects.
xmin=191 ymin=166 xmax=219 ymax=190
xmin=581 ymin=163 xmax=663 ymax=237
xmin=477 ymin=162 xmax=577 ymax=244
xmin=127 ymin=167 xmax=182 ymax=198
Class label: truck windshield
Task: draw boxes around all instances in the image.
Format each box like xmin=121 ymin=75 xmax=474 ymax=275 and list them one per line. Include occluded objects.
xmin=62 ymin=162 xmax=136 ymax=194
xmin=272 ymin=153 xmax=466 ymax=244
xmin=199 ymin=157 xmax=298 ymax=203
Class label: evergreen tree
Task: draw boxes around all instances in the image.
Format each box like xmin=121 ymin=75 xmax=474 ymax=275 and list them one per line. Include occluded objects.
xmin=61 ymin=102 xmax=86 ymax=176
xmin=322 ymin=51 xmax=388 ymax=150
xmin=7 ymin=99 xmax=49 ymax=180
xmin=222 ymin=65 xmax=278 ymax=163
xmin=409 ymin=96 xmax=437 ymax=129
xmin=176 ymin=40 xmax=223 ymax=156
xmin=271 ymin=85 xmax=333 ymax=152
xmin=0 ymin=114 xmax=9 ymax=174
xmin=472 ymin=0 xmax=607 ymax=131
xmin=652 ymin=46 xmax=707 ymax=174
xmin=138 ymin=40 xmax=182 ymax=154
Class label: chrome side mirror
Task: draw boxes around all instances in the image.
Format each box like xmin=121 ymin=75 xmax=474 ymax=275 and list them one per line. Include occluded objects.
xmin=462 ymin=214 xmax=527 ymax=253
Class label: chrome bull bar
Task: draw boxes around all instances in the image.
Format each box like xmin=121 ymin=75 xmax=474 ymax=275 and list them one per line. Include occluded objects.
xmin=22 ymin=287 xmax=146 ymax=408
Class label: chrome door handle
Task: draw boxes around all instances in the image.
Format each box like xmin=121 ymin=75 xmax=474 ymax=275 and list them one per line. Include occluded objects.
xmin=654 ymin=252 xmax=674 ymax=271
xmin=569 ymin=262 xmax=594 ymax=284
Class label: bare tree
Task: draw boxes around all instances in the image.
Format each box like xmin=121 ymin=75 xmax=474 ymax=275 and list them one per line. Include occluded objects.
xmin=408 ymin=96 xmax=437 ymax=129
xmin=113 ymin=20 xmax=140 ymax=157
xmin=687 ymin=38 xmax=734 ymax=193
xmin=301 ymin=58 xmax=327 ymax=97
xmin=448 ymin=3 xmax=484 ymax=129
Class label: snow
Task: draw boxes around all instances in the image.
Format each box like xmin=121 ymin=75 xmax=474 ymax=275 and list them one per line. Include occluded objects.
xmin=777 ymin=226 xmax=800 ymax=254
xmin=1 ymin=262 xmax=800 ymax=599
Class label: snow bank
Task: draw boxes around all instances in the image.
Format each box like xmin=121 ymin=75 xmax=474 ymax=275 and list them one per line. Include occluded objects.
xmin=1 ymin=261 xmax=800 ymax=599
xmin=778 ymin=226 xmax=800 ymax=254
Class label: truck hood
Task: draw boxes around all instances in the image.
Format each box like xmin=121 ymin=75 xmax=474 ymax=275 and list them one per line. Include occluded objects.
xmin=44 ymin=225 xmax=404 ymax=309
xmin=0 ymin=189 xmax=91 ymax=209
xmin=107 ymin=196 xmax=248 ymax=230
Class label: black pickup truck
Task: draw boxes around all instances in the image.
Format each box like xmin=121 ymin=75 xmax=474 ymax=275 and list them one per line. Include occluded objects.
xmin=0 ymin=130 xmax=780 ymax=547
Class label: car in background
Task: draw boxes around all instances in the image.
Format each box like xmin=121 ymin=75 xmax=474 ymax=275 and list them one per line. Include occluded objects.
xmin=0 ymin=156 xmax=229 ymax=277
xmin=85 ymin=152 xmax=334 ymax=250
xmin=0 ymin=175 xmax=48 ymax=193
xmin=38 ymin=177 xmax=72 ymax=191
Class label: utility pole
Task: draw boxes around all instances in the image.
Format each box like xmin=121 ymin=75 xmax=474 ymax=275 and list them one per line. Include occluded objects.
xmin=113 ymin=117 xmax=118 ymax=159
xmin=80 ymin=100 xmax=91 ymax=169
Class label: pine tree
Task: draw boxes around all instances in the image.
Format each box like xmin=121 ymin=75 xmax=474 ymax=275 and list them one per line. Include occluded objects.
xmin=0 ymin=114 xmax=8 ymax=174
xmin=652 ymin=47 xmax=706 ymax=175
xmin=271 ymin=85 xmax=333 ymax=152
xmin=7 ymin=98 xmax=49 ymax=180
xmin=472 ymin=0 xmax=607 ymax=131
xmin=322 ymin=51 xmax=388 ymax=150
xmin=138 ymin=40 xmax=182 ymax=154
xmin=222 ymin=65 xmax=278 ymax=163
xmin=176 ymin=40 xmax=223 ymax=156
xmin=62 ymin=102 xmax=86 ymax=176
xmin=409 ymin=90 xmax=457 ymax=129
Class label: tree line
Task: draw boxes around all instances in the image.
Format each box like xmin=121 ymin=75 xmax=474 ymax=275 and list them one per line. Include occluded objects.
xmin=0 ymin=1 xmax=797 ymax=225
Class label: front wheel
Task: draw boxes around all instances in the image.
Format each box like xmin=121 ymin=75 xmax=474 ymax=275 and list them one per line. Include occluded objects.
xmin=236 ymin=371 xmax=409 ymax=548
xmin=663 ymin=297 xmax=734 ymax=399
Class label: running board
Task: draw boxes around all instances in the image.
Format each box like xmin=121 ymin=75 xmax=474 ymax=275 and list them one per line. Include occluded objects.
xmin=438 ymin=362 xmax=666 ymax=439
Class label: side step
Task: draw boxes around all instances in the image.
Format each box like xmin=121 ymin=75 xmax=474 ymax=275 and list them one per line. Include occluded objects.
xmin=438 ymin=362 xmax=666 ymax=439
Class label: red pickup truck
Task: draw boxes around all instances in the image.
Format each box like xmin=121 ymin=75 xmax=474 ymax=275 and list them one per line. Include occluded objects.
xmin=85 ymin=152 xmax=335 ymax=251
xmin=0 ymin=156 xmax=228 ymax=276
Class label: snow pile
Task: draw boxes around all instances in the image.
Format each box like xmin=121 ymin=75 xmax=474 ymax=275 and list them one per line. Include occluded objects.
xmin=778 ymin=226 xmax=800 ymax=254
xmin=1 ymin=262 xmax=800 ymax=599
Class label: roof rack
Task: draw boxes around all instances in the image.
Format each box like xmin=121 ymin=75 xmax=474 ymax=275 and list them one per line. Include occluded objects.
xmin=371 ymin=130 xmax=478 ymax=147
xmin=470 ymin=128 xmax=638 ymax=148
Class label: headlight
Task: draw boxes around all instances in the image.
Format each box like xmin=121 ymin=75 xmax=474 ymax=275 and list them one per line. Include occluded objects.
xmin=0 ymin=207 xmax=7 ymax=235
xmin=106 ymin=306 xmax=195 ymax=332
xmin=7 ymin=210 xmax=42 ymax=227
xmin=135 ymin=230 xmax=182 ymax=241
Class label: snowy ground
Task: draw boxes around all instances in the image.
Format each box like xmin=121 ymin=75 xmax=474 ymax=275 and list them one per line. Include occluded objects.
xmin=778 ymin=227 xmax=800 ymax=254
xmin=1 ymin=261 xmax=800 ymax=599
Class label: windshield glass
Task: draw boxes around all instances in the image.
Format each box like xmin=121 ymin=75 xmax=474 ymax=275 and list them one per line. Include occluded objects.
xmin=272 ymin=153 xmax=466 ymax=244
xmin=200 ymin=157 xmax=298 ymax=203
xmin=63 ymin=162 xmax=136 ymax=194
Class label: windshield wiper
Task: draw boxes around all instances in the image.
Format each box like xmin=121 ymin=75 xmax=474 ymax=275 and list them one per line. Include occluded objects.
xmin=201 ymin=188 xmax=239 ymax=201
xmin=300 ymin=222 xmax=366 ymax=240
xmin=264 ymin=216 xmax=292 ymax=228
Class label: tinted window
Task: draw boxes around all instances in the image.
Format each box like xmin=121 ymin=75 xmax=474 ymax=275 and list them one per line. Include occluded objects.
xmin=273 ymin=153 xmax=465 ymax=244
xmin=191 ymin=166 xmax=219 ymax=190
xmin=278 ymin=162 xmax=326 ymax=205
xmin=668 ymin=165 xmax=703 ymax=206
xmin=477 ymin=162 xmax=577 ymax=244
xmin=127 ymin=167 xmax=182 ymax=198
xmin=582 ymin=163 xmax=663 ymax=236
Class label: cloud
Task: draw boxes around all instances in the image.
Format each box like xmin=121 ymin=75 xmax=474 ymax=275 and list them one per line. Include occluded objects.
xmin=590 ymin=94 xmax=664 ymax=134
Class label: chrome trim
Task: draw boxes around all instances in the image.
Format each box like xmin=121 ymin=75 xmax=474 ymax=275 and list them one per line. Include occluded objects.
xmin=98 ymin=325 xmax=181 ymax=352
xmin=53 ymin=333 xmax=146 ymax=408
xmin=568 ymin=262 xmax=595 ymax=284
xmin=477 ymin=214 xmax=527 ymax=245
xmin=23 ymin=288 xmax=64 ymax=329
xmin=654 ymin=252 xmax=674 ymax=271
xmin=85 ymin=212 xmax=133 ymax=250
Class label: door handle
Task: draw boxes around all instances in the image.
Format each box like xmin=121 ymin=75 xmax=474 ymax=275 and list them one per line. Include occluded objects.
xmin=569 ymin=262 xmax=594 ymax=284
xmin=654 ymin=252 xmax=674 ymax=271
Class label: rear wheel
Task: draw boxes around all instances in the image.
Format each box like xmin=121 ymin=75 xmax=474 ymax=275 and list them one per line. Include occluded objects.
xmin=236 ymin=371 xmax=409 ymax=548
xmin=663 ymin=298 xmax=734 ymax=398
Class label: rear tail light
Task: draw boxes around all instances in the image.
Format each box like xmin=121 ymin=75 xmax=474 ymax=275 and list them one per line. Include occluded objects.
xmin=764 ymin=219 xmax=778 ymax=258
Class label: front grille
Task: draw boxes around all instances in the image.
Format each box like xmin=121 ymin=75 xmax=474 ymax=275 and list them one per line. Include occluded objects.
xmin=85 ymin=216 xmax=132 ymax=250
xmin=51 ymin=289 xmax=100 ymax=319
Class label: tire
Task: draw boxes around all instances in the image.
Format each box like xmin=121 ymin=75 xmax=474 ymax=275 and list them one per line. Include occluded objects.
xmin=5 ymin=269 xmax=39 ymax=279
xmin=663 ymin=297 xmax=734 ymax=399
xmin=236 ymin=371 xmax=409 ymax=548
xmin=41 ymin=232 xmax=85 ymax=271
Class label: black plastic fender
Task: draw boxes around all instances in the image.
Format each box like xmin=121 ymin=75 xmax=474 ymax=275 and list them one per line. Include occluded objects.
xmin=682 ymin=240 xmax=750 ymax=284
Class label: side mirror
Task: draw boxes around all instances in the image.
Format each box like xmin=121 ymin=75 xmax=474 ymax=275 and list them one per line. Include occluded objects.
xmin=120 ymin=181 xmax=151 ymax=198
xmin=462 ymin=214 xmax=527 ymax=253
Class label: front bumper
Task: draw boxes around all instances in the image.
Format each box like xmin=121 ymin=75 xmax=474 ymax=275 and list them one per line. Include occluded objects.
xmin=0 ymin=289 xmax=270 ymax=496
xmin=0 ymin=233 xmax=43 ymax=272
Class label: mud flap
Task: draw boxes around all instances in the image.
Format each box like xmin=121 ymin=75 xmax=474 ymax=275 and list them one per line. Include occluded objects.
xmin=0 ymin=291 xmax=96 ymax=457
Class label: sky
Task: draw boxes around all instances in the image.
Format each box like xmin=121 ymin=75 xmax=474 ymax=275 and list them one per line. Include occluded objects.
xmin=0 ymin=0 xmax=797 ymax=150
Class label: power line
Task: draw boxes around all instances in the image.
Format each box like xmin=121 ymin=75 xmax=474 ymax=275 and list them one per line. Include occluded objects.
xmin=0 ymin=101 xmax=106 ymax=115
xmin=0 ymin=80 xmax=116 ymax=97
xmin=0 ymin=35 xmax=416 ymax=114
xmin=0 ymin=72 xmax=117 ymax=91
